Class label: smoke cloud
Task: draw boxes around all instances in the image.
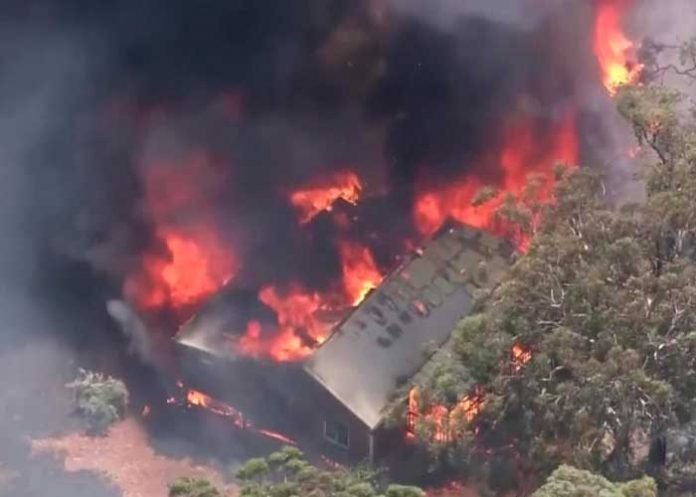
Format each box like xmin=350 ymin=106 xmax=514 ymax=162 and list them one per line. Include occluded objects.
xmin=1 ymin=0 xmax=691 ymax=492
xmin=386 ymin=0 xmax=574 ymax=31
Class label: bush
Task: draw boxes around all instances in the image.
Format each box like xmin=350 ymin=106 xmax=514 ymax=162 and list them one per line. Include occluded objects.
xmin=168 ymin=477 xmax=221 ymax=497
xmin=532 ymin=465 xmax=657 ymax=497
xmin=66 ymin=368 xmax=128 ymax=434
xmin=235 ymin=446 xmax=424 ymax=497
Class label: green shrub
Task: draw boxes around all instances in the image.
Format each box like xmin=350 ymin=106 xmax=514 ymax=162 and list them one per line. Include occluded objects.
xmin=532 ymin=465 xmax=657 ymax=497
xmin=66 ymin=368 xmax=128 ymax=434
xmin=168 ymin=477 xmax=221 ymax=497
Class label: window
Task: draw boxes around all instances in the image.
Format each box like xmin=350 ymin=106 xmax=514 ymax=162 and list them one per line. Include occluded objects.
xmin=323 ymin=419 xmax=350 ymax=449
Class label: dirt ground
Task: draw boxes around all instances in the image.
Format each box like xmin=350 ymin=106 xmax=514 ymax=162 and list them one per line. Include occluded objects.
xmin=32 ymin=418 xmax=235 ymax=497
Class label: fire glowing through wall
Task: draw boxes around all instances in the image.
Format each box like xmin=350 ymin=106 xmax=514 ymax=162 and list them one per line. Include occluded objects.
xmin=185 ymin=389 xmax=296 ymax=445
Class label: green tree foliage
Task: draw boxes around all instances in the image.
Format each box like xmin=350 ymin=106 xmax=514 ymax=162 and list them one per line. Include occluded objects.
xmin=235 ymin=446 xmax=424 ymax=497
xmin=66 ymin=368 xmax=129 ymax=434
xmin=411 ymin=73 xmax=696 ymax=490
xmin=168 ymin=477 xmax=222 ymax=497
xmin=532 ymin=465 xmax=656 ymax=497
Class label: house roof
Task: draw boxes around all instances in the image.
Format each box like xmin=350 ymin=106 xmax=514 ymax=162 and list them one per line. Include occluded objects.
xmin=303 ymin=224 xmax=515 ymax=430
xmin=174 ymin=287 xmax=252 ymax=360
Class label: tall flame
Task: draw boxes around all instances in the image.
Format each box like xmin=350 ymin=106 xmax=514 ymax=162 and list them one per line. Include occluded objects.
xmin=413 ymin=111 xmax=578 ymax=241
xmin=593 ymin=0 xmax=642 ymax=95
xmin=338 ymin=241 xmax=384 ymax=306
xmin=290 ymin=171 xmax=362 ymax=224
xmin=124 ymin=153 xmax=236 ymax=319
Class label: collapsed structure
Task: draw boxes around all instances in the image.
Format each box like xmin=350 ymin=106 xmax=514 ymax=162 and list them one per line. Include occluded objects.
xmin=174 ymin=223 xmax=515 ymax=463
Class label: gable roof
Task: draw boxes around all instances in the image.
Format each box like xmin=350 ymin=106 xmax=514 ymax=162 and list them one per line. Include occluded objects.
xmin=303 ymin=224 xmax=515 ymax=430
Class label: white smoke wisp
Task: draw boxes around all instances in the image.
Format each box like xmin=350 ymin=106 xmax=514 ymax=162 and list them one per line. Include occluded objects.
xmin=106 ymin=299 xmax=153 ymax=364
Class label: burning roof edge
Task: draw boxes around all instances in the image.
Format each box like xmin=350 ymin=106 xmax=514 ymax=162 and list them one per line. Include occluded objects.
xmin=303 ymin=223 xmax=516 ymax=431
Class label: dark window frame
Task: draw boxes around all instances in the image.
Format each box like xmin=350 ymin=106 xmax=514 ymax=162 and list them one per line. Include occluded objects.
xmin=323 ymin=418 xmax=350 ymax=449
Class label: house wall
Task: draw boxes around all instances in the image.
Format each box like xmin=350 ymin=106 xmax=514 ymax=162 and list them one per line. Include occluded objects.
xmin=176 ymin=343 xmax=412 ymax=465
xmin=290 ymin=374 xmax=373 ymax=464
xmin=176 ymin=344 xmax=301 ymax=434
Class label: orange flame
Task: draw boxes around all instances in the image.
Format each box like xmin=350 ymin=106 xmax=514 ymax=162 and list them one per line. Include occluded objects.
xmin=185 ymin=388 xmax=297 ymax=445
xmin=236 ymin=285 xmax=332 ymax=362
xmin=235 ymin=242 xmax=384 ymax=362
xmin=593 ymin=0 xmax=643 ymax=95
xmin=406 ymin=386 xmax=484 ymax=443
xmin=187 ymin=388 xmax=245 ymax=428
xmin=407 ymin=344 xmax=531 ymax=442
xmin=290 ymin=171 xmax=362 ymax=224
xmin=338 ymin=241 xmax=384 ymax=306
xmin=511 ymin=343 xmax=532 ymax=372
xmin=124 ymin=153 xmax=236 ymax=319
xmin=126 ymin=228 xmax=234 ymax=311
xmin=256 ymin=429 xmax=297 ymax=445
xmin=413 ymin=111 xmax=578 ymax=244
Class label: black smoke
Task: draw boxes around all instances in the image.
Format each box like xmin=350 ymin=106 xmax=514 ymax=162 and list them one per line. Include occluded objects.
xmin=0 ymin=0 xmax=616 ymax=352
xmin=0 ymin=0 xmax=615 ymax=366
xmin=25 ymin=0 xmax=592 ymax=292
xmin=0 ymin=1 xmax=642 ymax=493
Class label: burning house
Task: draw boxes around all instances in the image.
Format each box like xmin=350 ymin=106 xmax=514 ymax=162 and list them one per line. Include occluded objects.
xmin=174 ymin=223 xmax=514 ymax=462
xmin=42 ymin=0 xmax=646 ymax=470
xmin=0 ymin=0 xmax=671 ymax=493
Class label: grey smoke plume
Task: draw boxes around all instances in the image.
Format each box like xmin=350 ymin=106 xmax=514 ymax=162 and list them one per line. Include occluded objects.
xmin=633 ymin=0 xmax=696 ymax=98
xmin=0 ymin=17 xmax=128 ymax=496
xmin=0 ymin=0 xmax=690 ymax=492
xmin=107 ymin=299 xmax=152 ymax=363
xmin=387 ymin=0 xmax=579 ymax=31
xmin=634 ymin=0 xmax=696 ymax=44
